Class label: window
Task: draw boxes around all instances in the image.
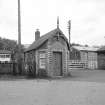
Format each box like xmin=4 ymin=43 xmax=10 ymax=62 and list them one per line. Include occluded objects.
xmin=39 ymin=52 xmax=46 ymax=69
xmin=6 ymin=55 xmax=10 ymax=58
xmin=0 ymin=54 xmax=5 ymax=58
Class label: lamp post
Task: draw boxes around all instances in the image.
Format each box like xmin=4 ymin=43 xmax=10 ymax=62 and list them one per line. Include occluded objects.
xmin=18 ymin=0 xmax=22 ymax=74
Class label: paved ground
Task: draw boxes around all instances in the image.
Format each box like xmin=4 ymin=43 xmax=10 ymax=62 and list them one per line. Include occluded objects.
xmin=0 ymin=70 xmax=105 ymax=105
xmin=69 ymin=69 xmax=105 ymax=82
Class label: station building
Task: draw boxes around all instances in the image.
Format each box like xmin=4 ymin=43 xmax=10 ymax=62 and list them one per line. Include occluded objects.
xmin=24 ymin=24 xmax=70 ymax=77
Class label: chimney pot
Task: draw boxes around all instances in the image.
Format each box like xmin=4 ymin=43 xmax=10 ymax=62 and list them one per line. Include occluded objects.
xmin=35 ymin=29 xmax=40 ymax=41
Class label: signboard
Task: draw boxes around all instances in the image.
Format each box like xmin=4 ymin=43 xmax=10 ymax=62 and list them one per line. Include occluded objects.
xmin=40 ymin=53 xmax=46 ymax=58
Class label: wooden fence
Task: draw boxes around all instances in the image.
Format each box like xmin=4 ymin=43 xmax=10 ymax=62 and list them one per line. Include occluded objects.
xmin=0 ymin=62 xmax=13 ymax=74
xmin=68 ymin=60 xmax=86 ymax=70
xmin=68 ymin=60 xmax=98 ymax=70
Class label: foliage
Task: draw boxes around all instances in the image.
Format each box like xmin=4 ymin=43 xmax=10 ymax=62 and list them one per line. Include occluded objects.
xmin=71 ymin=43 xmax=89 ymax=47
xmin=0 ymin=37 xmax=24 ymax=60
xmin=0 ymin=37 xmax=17 ymax=51
xmin=71 ymin=43 xmax=82 ymax=46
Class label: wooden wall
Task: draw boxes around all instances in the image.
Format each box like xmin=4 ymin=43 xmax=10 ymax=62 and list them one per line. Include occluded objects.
xmin=69 ymin=48 xmax=98 ymax=70
xmin=98 ymin=52 xmax=105 ymax=69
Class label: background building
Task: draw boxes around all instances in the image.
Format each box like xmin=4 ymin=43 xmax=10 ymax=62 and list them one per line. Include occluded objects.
xmin=69 ymin=46 xmax=98 ymax=70
xmin=97 ymin=47 xmax=105 ymax=69
xmin=0 ymin=50 xmax=11 ymax=63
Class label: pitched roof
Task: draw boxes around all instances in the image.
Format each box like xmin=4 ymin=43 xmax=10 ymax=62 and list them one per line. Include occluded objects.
xmin=72 ymin=46 xmax=99 ymax=52
xmin=25 ymin=28 xmax=68 ymax=52
xmin=97 ymin=46 xmax=105 ymax=52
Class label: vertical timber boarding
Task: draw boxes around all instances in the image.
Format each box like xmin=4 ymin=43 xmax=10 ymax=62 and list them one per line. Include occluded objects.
xmin=98 ymin=53 xmax=105 ymax=69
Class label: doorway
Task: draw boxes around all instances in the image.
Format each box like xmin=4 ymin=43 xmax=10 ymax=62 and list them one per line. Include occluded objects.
xmin=53 ymin=52 xmax=62 ymax=76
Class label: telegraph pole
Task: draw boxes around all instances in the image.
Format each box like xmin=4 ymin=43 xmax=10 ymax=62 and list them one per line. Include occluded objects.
xmin=68 ymin=20 xmax=71 ymax=50
xmin=18 ymin=0 xmax=22 ymax=74
xmin=68 ymin=20 xmax=71 ymax=60
xmin=57 ymin=16 xmax=60 ymax=40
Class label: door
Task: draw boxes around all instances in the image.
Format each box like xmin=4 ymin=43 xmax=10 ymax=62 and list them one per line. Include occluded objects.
xmin=53 ymin=52 xmax=62 ymax=76
xmin=98 ymin=54 xmax=105 ymax=69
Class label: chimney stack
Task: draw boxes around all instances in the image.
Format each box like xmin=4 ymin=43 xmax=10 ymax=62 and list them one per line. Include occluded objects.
xmin=35 ymin=29 xmax=40 ymax=41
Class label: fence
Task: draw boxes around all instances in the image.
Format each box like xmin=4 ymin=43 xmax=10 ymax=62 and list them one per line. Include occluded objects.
xmin=68 ymin=60 xmax=86 ymax=70
xmin=68 ymin=59 xmax=98 ymax=70
xmin=0 ymin=62 xmax=14 ymax=74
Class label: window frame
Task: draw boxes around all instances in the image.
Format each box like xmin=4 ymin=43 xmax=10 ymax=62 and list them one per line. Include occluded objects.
xmin=39 ymin=52 xmax=46 ymax=69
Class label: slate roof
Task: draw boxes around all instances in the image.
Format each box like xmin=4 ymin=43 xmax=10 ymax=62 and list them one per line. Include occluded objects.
xmin=25 ymin=28 xmax=69 ymax=52
xmin=72 ymin=46 xmax=99 ymax=52
xmin=97 ymin=46 xmax=105 ymax=52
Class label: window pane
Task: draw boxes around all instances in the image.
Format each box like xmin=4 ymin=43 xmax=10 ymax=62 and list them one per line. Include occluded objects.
xmin=39 ymin=52 xmax=46 ymax=69
xmin=6 ymin=55 xmax=10 ymax=58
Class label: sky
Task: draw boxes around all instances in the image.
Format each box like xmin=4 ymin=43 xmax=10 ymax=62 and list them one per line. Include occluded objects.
xmin=0 ymin=0 xmax=105 ymax=46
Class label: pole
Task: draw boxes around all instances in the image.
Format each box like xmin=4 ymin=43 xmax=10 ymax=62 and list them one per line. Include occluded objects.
xmin=18 ymin=0 xmax=22 ymax=74
xmin=57 ymin=16 xmax=59 ymax=40
xmin=18 ymin=0 xmax=21 ymax=47
xmin=68 ymin=20 xmax=71 ymax=47
xmin=68 ymin=20 xmax=71 ymax=59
